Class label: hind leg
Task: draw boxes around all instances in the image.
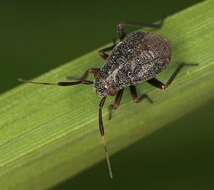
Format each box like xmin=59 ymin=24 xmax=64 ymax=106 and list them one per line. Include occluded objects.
xmin=117 ymin=19 xmax=164 ymax=41
xmin=147 ymin=63 xmax=198 ymax=89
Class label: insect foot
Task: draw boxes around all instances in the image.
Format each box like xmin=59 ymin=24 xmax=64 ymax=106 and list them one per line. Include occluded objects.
xmin=108 ymin=103 xmax=119 ymax=120
xmin=161 ymin=84 xmax=168 ymax=90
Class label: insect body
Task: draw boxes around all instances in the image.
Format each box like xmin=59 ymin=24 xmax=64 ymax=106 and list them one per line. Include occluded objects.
xmin=95 ymin=32 xmax=171 ymax=97
xmin=19 ymin=21 xmax=191 ymax=179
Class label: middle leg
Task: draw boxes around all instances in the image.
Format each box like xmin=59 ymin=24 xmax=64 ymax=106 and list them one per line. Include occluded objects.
xmin=129 ymin=85 xmax=153 ymax=103
xmin=108 ymin=89 xmax=124 ymax=120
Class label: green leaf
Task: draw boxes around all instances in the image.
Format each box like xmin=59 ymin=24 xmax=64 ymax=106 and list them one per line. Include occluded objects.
xmin=0 ymin=0 xmax=214 ymax=189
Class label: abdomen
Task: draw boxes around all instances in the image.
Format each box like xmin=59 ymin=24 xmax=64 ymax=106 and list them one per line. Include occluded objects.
xmin=129 ymin=32 xmax=171 ymax=84
xmin=104 ymin=32 xmax=171 ymax=89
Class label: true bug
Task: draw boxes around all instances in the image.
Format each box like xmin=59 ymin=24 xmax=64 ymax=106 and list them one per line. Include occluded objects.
xmin=19 ymin=21 xmax=194 ymax=179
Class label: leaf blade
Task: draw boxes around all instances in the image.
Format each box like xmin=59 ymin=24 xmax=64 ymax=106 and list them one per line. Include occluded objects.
xmin=0 ymin=0 xmax=214 ymax=189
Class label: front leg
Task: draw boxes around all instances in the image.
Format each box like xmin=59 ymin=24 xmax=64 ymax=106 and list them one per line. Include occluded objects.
xmin=108 ymin=89 xmax=124 ymax=120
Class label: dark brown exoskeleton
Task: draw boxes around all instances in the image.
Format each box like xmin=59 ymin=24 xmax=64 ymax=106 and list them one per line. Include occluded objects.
xmin=19 ymin=21 xmax=194 ymax=179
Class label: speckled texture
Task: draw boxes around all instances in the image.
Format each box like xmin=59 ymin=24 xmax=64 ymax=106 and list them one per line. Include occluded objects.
xmin=95 ymin=32 xmax=171 ymax=96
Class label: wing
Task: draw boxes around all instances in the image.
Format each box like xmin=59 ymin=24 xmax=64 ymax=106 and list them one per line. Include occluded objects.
xmin=101 ymin=32 xmax=171 ymax=89
xmin=128 ymin=50 xmax=169 ymax=84
xmin=127 ymin=32 xmax=171 ymax=85
xmin=100 ymin=32 xmax=146 ymax=78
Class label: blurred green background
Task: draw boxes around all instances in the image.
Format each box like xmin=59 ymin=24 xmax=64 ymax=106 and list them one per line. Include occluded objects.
xmin=1 ymin=0 xmax=214 ymax=189
xmin=0 ymin=0 xmax=204 ymax=94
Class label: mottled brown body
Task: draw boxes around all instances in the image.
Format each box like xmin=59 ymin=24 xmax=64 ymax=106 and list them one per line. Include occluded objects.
xmin=95 ymin=32 xmax=171 ymax=96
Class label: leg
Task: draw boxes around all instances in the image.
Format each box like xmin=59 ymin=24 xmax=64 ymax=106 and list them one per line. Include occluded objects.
xmin=108 ymin=89 xmax=124 ymax=120
xmin=147 ymin=78 xmax=166 ymax=90
xmin=147 ymin=63 xmax=198 ymax=89
xmin=99 ymin=97 xmax=113 ymax=179
xmin=99 ymin=39 xmax=117 ymax=59
xmin=129 ymin=85 xmax=153 ymax=103
xmin=117 ymin=19 xmax=164 ymax=40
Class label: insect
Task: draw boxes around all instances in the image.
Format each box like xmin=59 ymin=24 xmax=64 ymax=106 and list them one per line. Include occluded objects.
xmin=19 ymin=21 xmax=193 ymax=179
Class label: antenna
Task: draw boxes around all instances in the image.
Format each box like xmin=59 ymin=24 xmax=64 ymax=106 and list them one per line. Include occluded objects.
xmin=101 ymin=136 xmax=113 ymax=179
xmin=18 ymin=78 xmax=93 ymax=86
xmin=19 ymin=78 xmax=112 ymax=177
xmin=99 ymin=97 xmax=113 ymax=179
xmin=18 ymin=78 xmax=56 ymax=85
